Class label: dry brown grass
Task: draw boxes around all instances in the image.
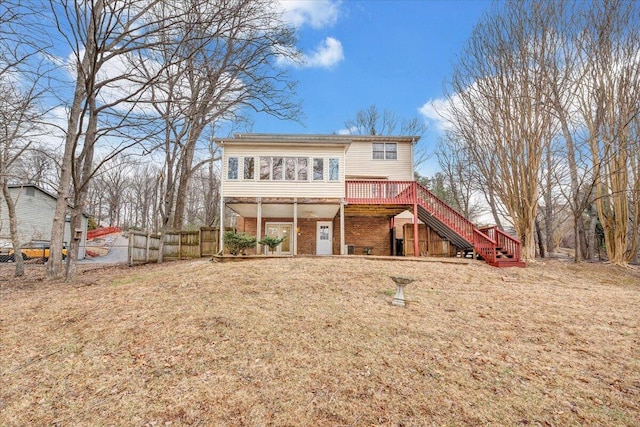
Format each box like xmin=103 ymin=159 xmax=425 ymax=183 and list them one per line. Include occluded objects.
xmin=1 ymin=257 xmax=639 ymax=426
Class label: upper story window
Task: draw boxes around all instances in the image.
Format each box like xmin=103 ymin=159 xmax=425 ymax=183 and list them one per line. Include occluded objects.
xmin=228 ymin=157 xmax=239 ymax=180
xmin=272 ymin=157 xmax=283 ymax=180
xmin=260 ymin=157 xmax=309 ymax=181
xmin=297 ymin=158 xmax=308 ymax=180
xmin=244 ymin=157 xmax=255 ymax=180
xmin=313 ymin=158 xmax=324 ymax=181
xmin=329 ymin=158 xmax=339 ymax=181
xmin=372 ymin=142 xmax=397 ymax=160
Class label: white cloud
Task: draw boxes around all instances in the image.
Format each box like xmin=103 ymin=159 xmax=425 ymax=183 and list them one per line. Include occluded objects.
xmin=419 ymin=97 xmax=455 ymax=133
xmin=279 ymin=0 xmax=340 ymax=29
xmin=278 ymin=37 xmax=344 ymax=69
xmin=336 ymin=126 xmax=357 ymax=135
xmin=305 ymin=37 xmax=344 ymax=68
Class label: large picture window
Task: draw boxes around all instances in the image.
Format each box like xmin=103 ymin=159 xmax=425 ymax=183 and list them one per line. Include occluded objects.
xmin=227 ymin=157 xmax=238 ymax=180
xmin=372 ymin=142 xmax=397 ymax=160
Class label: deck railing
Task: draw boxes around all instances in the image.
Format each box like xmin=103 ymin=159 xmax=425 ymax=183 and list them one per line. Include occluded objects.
xmin=345 ymin=180 xmax=521 ymax=264
xmin=414 ymin=183 xmax=476 ymax=243
xmin=480 ymin=226 xmax=521 ymax=262
xmin=345 ymin=180 xmax=415 ymax=204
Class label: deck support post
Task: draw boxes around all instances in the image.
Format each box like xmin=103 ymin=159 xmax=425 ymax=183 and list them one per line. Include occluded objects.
xmin=256 ymin=197 xmax=262 ymax=254
xmin=413 ymin=203 xmax=419 ymax=257
xmin=293 ymin=199 xmax=298 ymax=255
xmin=218 ymin=197 xmax=225 ymax=254
xmin=340 ymin=199 xmax=345 ymax=255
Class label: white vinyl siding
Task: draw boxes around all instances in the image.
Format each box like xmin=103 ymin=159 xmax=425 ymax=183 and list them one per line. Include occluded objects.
xmin=223 ymin=145 xmax=346 ymax=198
xmin=0 ymin=187 xmax=88 ymax=259
xmin=344 ymin=140 xmax=413 ymax=180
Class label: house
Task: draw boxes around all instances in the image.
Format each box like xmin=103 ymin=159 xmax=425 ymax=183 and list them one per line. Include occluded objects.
xmin=217 ymin=133 xmax=523 ymax=267
xmin=0 ymin=184 xmax=88 ymax=259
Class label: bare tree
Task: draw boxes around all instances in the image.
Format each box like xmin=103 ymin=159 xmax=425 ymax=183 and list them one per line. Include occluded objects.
xmin=435 ymin=133 xmax=483 ymax=222
xmin=0 ymin=1 xmax=51 ymax=276
xmin=137 ymin=0 xmax=301 ymax=263
xmin=344 ymin=104 xmax=428 ymax=167
xmin=45 ymin=0 xmax=185 ymax=280
xmin=576 ymin=0 xmax=640 ymax=265
xmin=445 ymin=1 xmax=556 ymax=260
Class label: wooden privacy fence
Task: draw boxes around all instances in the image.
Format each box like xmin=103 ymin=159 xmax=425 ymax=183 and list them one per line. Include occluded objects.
xmin=128 ymin=227 xmax=221 ymax=265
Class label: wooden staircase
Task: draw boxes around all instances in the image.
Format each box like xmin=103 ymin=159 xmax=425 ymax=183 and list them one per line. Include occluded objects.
xmin=414 ymin=182 xmax=524 ymax=267
xmin=345 ymin=180 xmax=525 ymax=268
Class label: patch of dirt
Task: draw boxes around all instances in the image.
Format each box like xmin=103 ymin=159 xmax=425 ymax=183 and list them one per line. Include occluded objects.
xmin=1 ymin=258 xmax=639 ymax=426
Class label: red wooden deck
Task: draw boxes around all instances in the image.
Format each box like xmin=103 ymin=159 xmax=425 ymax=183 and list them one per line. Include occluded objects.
xmin=345 ymin=180 xmax=524 ymax=267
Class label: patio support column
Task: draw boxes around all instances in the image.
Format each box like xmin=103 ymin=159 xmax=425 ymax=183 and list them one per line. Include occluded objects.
xmin=218 ymin=197 xmax=224 ymax=254
xmin=256 ymin=197 xmax=262 ymax=254
xmin=413 ymin=203 xmax=419 ymax=257
xmin=293 ymin=198 xmax=298 ymax=255
xmin=340 ymin=199 xmax=345 ymax=255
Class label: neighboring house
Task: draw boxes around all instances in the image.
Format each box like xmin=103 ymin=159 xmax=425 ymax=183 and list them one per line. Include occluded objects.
xmin=0 ymin=184 xmax=88 ymax=259
xmin=217 ymin=133 xmax=523 ymax=267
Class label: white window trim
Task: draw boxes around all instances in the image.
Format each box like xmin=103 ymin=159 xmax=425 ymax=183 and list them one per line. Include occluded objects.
xmin=372 ymin=142 xmax=398 ymax=160
xmin=227 ymin=157 xmax=239 ymax=180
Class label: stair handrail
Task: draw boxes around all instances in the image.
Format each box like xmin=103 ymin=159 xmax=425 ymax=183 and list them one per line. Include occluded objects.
xmin=480 ymin=226 xmax=521 ymax=262
xmin=414 ymin=182 xmax=477 ymax=243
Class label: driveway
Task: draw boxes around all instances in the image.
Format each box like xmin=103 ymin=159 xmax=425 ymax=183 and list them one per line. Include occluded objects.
xmin=79 ymin=234 xmax=129 ymax=264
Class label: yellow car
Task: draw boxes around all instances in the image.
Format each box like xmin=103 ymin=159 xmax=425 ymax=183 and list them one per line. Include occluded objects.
xmin=2 ymin=245 xmax=67 ymax=262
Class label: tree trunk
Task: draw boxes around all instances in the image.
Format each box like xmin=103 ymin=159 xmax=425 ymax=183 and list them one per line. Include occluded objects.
xmin=535 ymin=217 xmax=545 ymax=258
xmin=2 ymin=183 xmax=25 ymax=277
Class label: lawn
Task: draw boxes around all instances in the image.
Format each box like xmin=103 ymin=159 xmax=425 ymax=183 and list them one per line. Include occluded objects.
xmin=1 ymin=257 xmax=639 ymax=426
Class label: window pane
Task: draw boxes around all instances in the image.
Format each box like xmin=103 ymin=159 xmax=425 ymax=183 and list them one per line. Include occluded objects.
xmin=329 ymin=158 xmax=339 ymax=181
xmin=372 ymin=143 xmax=385 ymax=159
xmin=227 ymin=157 xmax=238 ymax=180
xmin=272 ymin=157 xmax=283 ymax=180
xmin=313 ymin=158 xmax=324 ymax=181
xmin=260 ymin=157 xmax=271 ymax=180
xmin=285 ymin=158 xmax=296 ymax=180
xmin=244 ymin=157 xmax=254 ymax=180
xmin=297 ymin=158 xmax=308 ymax=180
xmin=385 ymin=143 xmax=397 ymax=160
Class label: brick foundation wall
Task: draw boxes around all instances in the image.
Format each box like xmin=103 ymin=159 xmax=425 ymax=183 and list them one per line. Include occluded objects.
xmin=343 ymin=216 xmax=392 ymax=256
xmin=234 ymin=215 xmax=392 ymax=256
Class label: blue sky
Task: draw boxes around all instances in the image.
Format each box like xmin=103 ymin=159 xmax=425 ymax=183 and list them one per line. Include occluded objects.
xmin=251 ymin=0 xmax=492 ymax=174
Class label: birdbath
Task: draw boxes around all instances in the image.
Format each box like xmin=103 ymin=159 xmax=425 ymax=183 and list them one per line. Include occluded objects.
xmin=390 ymin=276 xmax=415 ymax=307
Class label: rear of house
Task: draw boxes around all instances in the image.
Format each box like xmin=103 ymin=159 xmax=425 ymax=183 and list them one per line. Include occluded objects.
xmin=218 ymin=133 xmax=523 ymax=267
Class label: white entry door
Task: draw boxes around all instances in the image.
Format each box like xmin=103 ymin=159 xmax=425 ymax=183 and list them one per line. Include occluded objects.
xmin=316 ymin=221 xmax=333 ymax=255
